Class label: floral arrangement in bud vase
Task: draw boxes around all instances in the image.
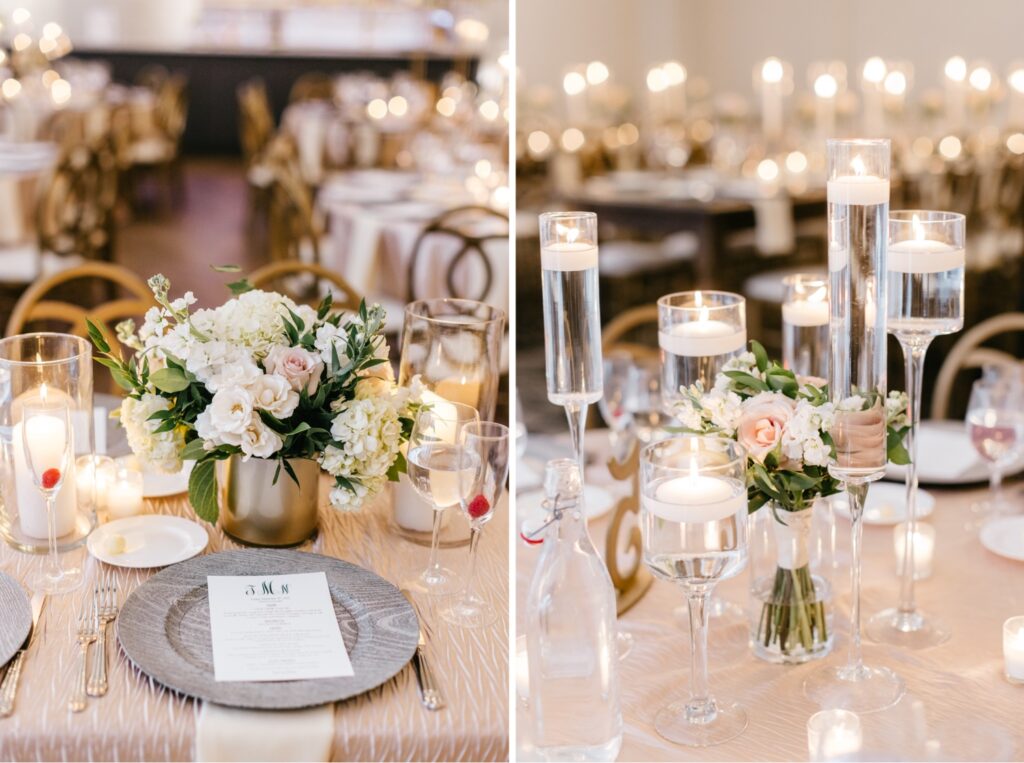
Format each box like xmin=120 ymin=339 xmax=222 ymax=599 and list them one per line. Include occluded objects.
xmin=675 ymin=341 xmax=909 ymax=663
xmin=88 ymin=272 xmax=421 ymax=543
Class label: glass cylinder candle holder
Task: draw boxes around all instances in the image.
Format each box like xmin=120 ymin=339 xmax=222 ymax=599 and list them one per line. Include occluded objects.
xmin=805 ymin=138 xmax=904 ymax=714
xmin=1003 ymin=616 xmax=1024 ymax=684
xmin=107 ymin=465 xmax=145 ymax=519
xmin=0 ymin=333 xmax=96 ymax=553
xmin=782 ymin=274 xmax=829 ymax=379
xmin=538 ymin=211 xmax=602 ymax=476
xmin=658 ymin=291 xmax=746 ymax=411
xmin=75 ymin=454 xmax=115 ymax=513
xmin=806 ymin=709 xmax=863 ymax=762
xmin=395 ymin=298 xmax=505 ymax=544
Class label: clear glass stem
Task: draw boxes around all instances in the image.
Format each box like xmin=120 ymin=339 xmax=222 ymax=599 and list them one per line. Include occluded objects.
xmin=426 ymin=507 xmax=444 ymax=577
xmin=460 ymin=524 xmax=483 ymax=605
xmin=685 ymin=587 xmax=716 ymax=723
xmin=990 ymin=465 xmax=1004 ymax=509
xmin=564 ymin=401 xmax=588 ymax=479
xmin=45 ymin=494 xmax=61 ymax=580
xmin=898 ymin=338 xmax=930 ymax=617
xmin=845 ymin=483 xmax=868 ymax=675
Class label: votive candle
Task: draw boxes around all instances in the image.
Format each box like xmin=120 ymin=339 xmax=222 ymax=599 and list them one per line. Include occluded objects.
xmin=807 ymin=709 xmax=862 ymax=762
xmin=893 ymin=521 xmax=935 ymax=580
xmin=1003 ymin=616 xmax=1024 ymax=684
xmin=107 ymin=466 xmax=145 ymax=518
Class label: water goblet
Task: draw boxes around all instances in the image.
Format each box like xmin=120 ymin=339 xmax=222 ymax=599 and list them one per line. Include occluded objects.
xmin=966 ymin=377 xmax=1024 ymax=524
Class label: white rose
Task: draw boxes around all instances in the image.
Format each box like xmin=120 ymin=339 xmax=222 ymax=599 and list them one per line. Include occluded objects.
xmin=239 ymin=416 xmax=283 ymax=460
xmin=264 ymin=345 xmax=324 ymax=394
xmin=207 ymin=386 xmax=254 ymax=436
xmin=250 ymin=374 xmax=300 ymax=418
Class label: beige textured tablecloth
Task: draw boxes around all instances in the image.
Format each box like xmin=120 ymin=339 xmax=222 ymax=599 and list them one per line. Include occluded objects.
xmin=517 ymin=435 xmax=1024 ymax=762
xmin=0 ymin=478 xmax=509 ymax=762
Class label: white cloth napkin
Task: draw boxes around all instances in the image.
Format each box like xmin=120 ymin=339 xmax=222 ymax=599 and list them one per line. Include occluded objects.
xmin=195 ymin=702 xmax=335 ymax=762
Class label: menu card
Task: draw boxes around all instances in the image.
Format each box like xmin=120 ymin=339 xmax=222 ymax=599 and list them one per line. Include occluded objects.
xmin=207 ymin=572 xmax=354 ymax=682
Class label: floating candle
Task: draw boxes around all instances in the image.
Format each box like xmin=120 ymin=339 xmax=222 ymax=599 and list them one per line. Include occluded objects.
xmin=643 ymin=475 xmax=744 ymax=524
xmin=658 ymin=317 xmax=746 ymax=357
xmin=540 ymin=241 xmax=598 ymax=271
xmin=888 ymin=215 xmax=965 ymax=273
xmin=827 ymin=155 xmax=890 ymax=205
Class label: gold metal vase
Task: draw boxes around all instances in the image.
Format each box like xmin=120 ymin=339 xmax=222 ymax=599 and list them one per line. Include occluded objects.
xmin=219 ymin=455 xmax=320 ymax=547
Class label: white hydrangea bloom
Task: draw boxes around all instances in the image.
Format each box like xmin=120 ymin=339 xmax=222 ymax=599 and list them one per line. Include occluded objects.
xmin=120 ymin=394 xmax=184 ymax=473
xmin=321 ymin=396 xmax=403 ymax=510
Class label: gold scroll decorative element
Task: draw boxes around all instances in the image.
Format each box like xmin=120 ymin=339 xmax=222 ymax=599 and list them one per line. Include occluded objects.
xmin=604 ymin=440 xmax=653 ymax=615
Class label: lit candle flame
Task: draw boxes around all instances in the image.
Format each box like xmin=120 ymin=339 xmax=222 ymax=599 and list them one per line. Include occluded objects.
xmin=40 ymin=382 xmax=48 ymax=401
xmin=851 ymin=155 xmax=866 ymax=176
xmin=556 ymin=222 xmax=579 ymax=244
xmin=912 ymin=213 xmax=925 ymax=241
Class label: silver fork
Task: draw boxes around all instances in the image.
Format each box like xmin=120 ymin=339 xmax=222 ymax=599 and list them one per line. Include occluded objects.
xmin=87 ymin=570 xmax=118 ymax=697
xmin=69 ymin=593 xmax=97 ymax=713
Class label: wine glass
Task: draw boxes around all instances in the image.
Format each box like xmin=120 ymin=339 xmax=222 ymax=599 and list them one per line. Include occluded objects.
xmin=599 ymin=351 xmax=665 ymax=459
xmin=966 ymin=377 xmax=1024 ymax=523
xmin=867 ymin=210 xmax=964 ymax=650
xmin=441 ymin=421 xmax=509 ymax=628
xmin=23 ymin=398 xmax=81 ymax=593
xmin=405 ymin=401 xmax=480 ymax=595
xmin=639 ymin=435 xmax=749 ymax=747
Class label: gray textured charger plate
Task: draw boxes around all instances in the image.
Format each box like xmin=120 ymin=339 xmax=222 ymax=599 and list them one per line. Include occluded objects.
xmin=116 ymin=548 xmax=418 ymax=709
xmin=0 ymin=571 xmax=31 ymax=668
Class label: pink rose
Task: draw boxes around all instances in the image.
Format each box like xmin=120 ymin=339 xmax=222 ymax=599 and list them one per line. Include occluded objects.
xmin=736 ymin=394 xmax=794 ymax=463
xmin=264 ymin=345 xmax=324 ymax=395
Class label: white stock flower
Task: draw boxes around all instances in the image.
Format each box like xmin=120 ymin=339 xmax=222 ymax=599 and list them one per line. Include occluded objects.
xmin=250 ymin=374 xmax=300 ymax=418
xmin=314 ymin=323 xmax=351 ymax=368
xmin=837 ymin=394 xmax=867 ymax=412
xmin=702 ymin=389 xmax=743 ymax=433
xmin=120 ymin=394 xmax=184 ymax=473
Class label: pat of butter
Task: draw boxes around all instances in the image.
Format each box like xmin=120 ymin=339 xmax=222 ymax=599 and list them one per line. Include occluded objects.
xmin=102 ymin=534 xmax=127 ymax=556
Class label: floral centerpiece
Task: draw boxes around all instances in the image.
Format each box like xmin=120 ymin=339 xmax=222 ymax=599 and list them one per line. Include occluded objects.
xmin=675 ymin=341 xmax=909 ymax=663
xmin=88 ymin=273 xmax=421 ymax=532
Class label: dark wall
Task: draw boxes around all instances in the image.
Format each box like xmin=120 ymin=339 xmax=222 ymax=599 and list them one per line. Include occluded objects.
xmin=75 ymin=48 xmax=478 ymax=156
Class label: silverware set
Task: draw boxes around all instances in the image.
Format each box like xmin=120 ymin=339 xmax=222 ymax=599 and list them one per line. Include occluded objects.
xmin=69 ymin=570 xmax=119 ymax=713
xmin=401 ymin=589 xmax=446 ymax=711
xmin=0 ymin=592 xmax=45 ymax=718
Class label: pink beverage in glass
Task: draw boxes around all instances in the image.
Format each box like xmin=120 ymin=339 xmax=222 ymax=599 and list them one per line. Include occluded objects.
xmin=967 ymin=416 xmax=1019 ymax=463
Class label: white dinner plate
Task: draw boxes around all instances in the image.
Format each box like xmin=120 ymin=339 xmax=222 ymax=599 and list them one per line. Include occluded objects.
xmin=831 ymin=482 xmax=936 ymax=526
xmin=116 ymin=456 xmax=193 ymax=498
xmin=88 ymin=515 xmax=208 ymax=569
xmin=884 ymin=420 xmax=1024 ymax=486
xmin=979 ymin=516 xmax=1024 ymax=561
xmin=516 ymin=483 xmax=617 ymax=522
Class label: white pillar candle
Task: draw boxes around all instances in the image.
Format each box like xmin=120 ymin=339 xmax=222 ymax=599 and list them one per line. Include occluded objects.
xmin=807 ymin=709 xmax=862 ymax=762
xmin=826 ymin=163 xmax=890 ymax=205
xmin=1003 ymin=616 xmax=1024 ymax=684
xmin=782 ymin=293 xmax=829 ymax=327
xmin=14 ymin=415 xmax=76 ymax=540
xmin=658 ymin=318 xmax=746 ymax=357
xmin=540 ymin=241 xmax=598 ymax=271
xmin=893 ymin=521 xmax=935 ymax=580
xmin=106 ymin=466 xmax=144 ymax=518
xmin=643 ymin=475 xmax=744 ymax=523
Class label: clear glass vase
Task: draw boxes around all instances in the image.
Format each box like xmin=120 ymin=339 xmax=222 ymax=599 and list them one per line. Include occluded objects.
xmin=749 ymin=500 xmax=834 ymax=664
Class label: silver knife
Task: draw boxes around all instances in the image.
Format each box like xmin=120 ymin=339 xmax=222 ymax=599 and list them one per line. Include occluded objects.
xmin=0 ymin=592 xmax=45 ymax=717
xmin=400 ymin=589 xmax=445 ymax=711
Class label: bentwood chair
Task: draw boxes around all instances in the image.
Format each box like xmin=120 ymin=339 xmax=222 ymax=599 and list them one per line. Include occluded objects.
xmin=931 ymin=312 xmax=1024 ymax=420
xmin=238 ymin=79 xmax=276 ymax=172
xmin=406 ymin=206 xmax=509 ymax=304
xmin=248 ymin=261 xmax=362 ymax=314
xmin=600 ymin=304 xmax=660 ymax=364
xmin=288 ymin=72 xmax=335 ymax=104
xmin=264 ymin=135 xmax=323 ymax=266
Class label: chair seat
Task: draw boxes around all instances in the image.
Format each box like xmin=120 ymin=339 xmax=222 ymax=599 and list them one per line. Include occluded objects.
xmin=0 ymin=245 xmax=83 ymax=284
xmin=743 ymin=265 xmax=826 ymax=304
xmin=128 ymin=136 xmax=176 ymax=165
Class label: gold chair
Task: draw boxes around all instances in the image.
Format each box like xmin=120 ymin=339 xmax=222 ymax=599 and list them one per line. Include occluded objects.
xmin=248 ymin=261 xmax=362 ymax=313
xmin=264 ymin=135 xmax=322 ymax=265
xmin=406 ymin=206 xmax=509 ymax=302
xmin=931 ymin=313 xmax=1024 ymax=420
xmin=123 ymin=72 xmax=188 ymax=211
xmin=600 ymin=304 xmax=660 ymax=363
xmin=238 ymin=79 xmax=276 ymax=170
xmin=288 ymin=72 xmax=334 ymax=104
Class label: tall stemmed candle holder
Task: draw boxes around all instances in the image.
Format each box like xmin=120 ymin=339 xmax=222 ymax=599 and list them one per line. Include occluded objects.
xmin=539 ymin=211 xmax=602 ymax=473
xmin=782 ymin=274 xmax=829 ymax=378
xmin=658 ymin=291 xmax=746 ymax=411
xmin=867 ymin=210 xmax=964 ymax=649
xmin=804 ymin=139 xmax=905 ymax=713
xmin=639 ymin=435 xmax=749 ymax=746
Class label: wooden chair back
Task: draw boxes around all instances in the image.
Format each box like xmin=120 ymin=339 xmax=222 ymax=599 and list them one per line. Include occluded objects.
xmin=931 ymin=312 xmax=1024 ymax=419
xmin=238 ymin=79 xmax=275 ymax=167
xmin=601 ymin=304 xmax=660 ymax=363
xmin=37 ymin=141 xmax=119 ymax=262
xmin=248 ymin=261 xmax=362 ymax=313
xmin=288 ymin=72 xmax=334 ymax=104
xmin=264 ymin=135 xmax=321 ymax=264
xmin=406 ymin=206 xmax=508 ymax=302
xmin=7 ymin=263 xmax=155 ymax=395
xmin=155 ymin=73 xmax=188 ymax=145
